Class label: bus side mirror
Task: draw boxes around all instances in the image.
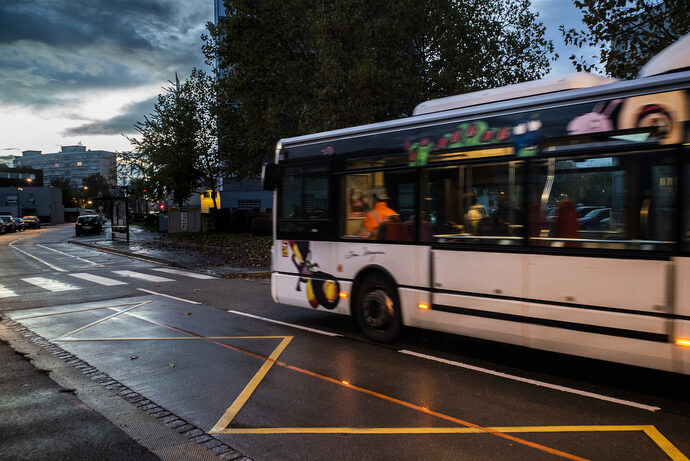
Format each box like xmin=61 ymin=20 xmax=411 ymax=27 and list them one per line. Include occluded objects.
xmin=262 ymin=163 xmax=278 ymax=190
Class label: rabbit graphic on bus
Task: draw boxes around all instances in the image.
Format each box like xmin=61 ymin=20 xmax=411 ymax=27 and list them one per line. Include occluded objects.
xmin=289 ymin=240 xmax=340 ymax=310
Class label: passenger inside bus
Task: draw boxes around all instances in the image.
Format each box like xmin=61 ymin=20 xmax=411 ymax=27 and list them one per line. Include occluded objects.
xmin=359 ymin=189 xmax=398 ymax=239
xmin=463 ymin=192 xmax=486 ymax=235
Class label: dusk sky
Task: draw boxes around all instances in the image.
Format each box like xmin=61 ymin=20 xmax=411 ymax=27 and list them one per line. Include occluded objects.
xmin=0 ymin=0 xmax=598 ymax=158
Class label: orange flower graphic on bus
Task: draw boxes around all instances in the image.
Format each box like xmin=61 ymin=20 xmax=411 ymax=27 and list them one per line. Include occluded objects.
xmin=290 ymin=240 xmax=340 ymax=310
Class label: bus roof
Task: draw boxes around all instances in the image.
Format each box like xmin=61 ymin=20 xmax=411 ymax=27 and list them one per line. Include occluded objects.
xmin=639 ymin=33 xmax=690 ymax=77
xmin=412 ymin=73 xmax=617 ymax=116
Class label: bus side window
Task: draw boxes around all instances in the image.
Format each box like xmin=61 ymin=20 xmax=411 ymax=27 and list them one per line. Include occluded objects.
xmin=684 ymin=162 xmax=690 ymax=251
xmin=342 ymin=173 xmax=372 ymax=239
xmin=528 ymin=151 xmax=677 ymax=251
xmin=423 ymin=162 xmax=523 ymax=245
xmin=278 ymin=164 xmax=330 ymax=236
xmin=341 ymin=170 xmax=416 ymax=241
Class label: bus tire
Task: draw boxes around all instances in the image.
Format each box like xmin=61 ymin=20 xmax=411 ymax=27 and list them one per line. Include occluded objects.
xmin=356 ymin=274 xmax=401 ymax=343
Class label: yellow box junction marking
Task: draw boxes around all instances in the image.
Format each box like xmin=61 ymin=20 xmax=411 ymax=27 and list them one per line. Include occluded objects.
xmin=10 ymin=301 xmax=687 ymax=461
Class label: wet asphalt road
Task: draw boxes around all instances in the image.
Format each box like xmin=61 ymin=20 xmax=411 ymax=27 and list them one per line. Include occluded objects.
xmin=2 ymin=225 xmax=690 ymax=460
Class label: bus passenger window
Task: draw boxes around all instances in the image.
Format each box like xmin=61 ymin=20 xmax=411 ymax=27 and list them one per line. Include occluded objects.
xmin=423 ymin=162 xmax=524 ymax=245
xmin=684 ymin=163 xmax=690 ymax=251
xmin=341 ymin=170 xmax=416 ymax=241
xmin=528 ymin=152 xmax=677 ymax=251
xmin=278 ymin=165 xmax=330 ymax=235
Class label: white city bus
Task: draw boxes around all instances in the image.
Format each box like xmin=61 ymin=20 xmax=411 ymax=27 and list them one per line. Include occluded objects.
xmin=263 ymin=37 xmax=690 ymax=374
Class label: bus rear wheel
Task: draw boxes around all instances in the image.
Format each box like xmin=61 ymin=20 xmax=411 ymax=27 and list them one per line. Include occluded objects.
xmin=356 ymin=274 xmax=401 ymax=343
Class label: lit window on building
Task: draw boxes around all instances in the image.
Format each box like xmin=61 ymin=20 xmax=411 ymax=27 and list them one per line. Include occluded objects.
xmin=77 ymin=161 xmax=83 ymax=166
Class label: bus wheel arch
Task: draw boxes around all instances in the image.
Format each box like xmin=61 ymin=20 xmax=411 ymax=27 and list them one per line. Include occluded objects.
xmin=352 ymin=266 xmax=402 ymax=343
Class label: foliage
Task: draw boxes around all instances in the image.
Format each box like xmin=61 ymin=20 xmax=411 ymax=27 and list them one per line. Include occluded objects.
xmin=124 ymin=69 xmax=223 ymax=208
xmin=81 ymin=173 xmax=111 ymax=198
xmin=48 ymin=176 xmax=73 ymax=207
xmin=146 ymin=231 xmax=272 ymax=268
xmin=561 ymin=0 xmax=690 ymax=79
xmin=203 ymin=0 xmax=554 ymax=178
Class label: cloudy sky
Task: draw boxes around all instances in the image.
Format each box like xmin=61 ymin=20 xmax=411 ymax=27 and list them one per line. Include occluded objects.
xmin=0 ymin=0 xmax=596 ymax=157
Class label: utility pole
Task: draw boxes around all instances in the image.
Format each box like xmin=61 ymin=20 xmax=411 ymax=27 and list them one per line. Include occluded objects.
xmin=16 ymin=187 xmax=22 ymax=217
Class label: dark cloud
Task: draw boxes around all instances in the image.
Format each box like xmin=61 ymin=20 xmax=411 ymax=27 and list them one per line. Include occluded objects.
xmin=63 ymin=97 xmax=158 ymax=136
xmin=0 ymin=0 xmax=212 ymax=106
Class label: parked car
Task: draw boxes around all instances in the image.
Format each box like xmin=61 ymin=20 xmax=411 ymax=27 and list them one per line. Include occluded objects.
xmin=22 ymin=216 xmax=40 ymax=229
xmin=575 ymin=206 xmax=603 ymax=219
xmin=13 ymin=217 xmax=26 ymax=231
xmin=578 ymin=208 xmax=610 ymax=230
xmin=75 ymin=215 xmax=103 ymax=236
xmin=0 ymin=215 xmax=16 ymax=234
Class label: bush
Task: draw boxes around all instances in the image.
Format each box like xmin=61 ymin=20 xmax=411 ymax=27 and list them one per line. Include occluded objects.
xmin=250 ymin=215 xmax=272 ymax=236
xmin=208 ymin=209 xmax=272 ymax=234
xmin=143 ymin=214 xmax=159 ymax=227
xmin=210 ymin=208 xmax=233 ymax=232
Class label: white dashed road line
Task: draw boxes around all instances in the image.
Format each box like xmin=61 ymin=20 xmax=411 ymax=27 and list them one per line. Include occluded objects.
xmin=37 ymin=244 xmax=99 ymax=266
xmin=399 ymin=349 xmax=661 ymax=412
xmin=112 ymin=270 xmax=174 ymax=283
xmin=152 ymin=268 xmax=216 ymax=279
xmin=227 ymin=310 xmax=343 ymax=337
xmin=21 ymin=277 xmax=80 ymax=292
xmin=70 ymin=273 xmax=128 ymax=286
xmin=137 ymin=288 xmax=201 ymax=304
xmin=0 ymin=284 xmax=18 ymax=298
xmin=10 ymin=241 xmax=66 ymax=272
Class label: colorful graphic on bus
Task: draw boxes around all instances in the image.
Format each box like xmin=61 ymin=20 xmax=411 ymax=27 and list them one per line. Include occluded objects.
xmin=290 ymin=240 xmax=340 ymax=310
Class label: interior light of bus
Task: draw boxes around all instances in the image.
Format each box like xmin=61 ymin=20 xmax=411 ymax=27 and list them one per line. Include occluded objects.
xmin=418 ymin=303 xmax=430 ymax=310
xmin=341 ymin=380 xmax=350 ymax=385
xmin=675 ymin=338 xmax=690 ymax=347
xmin=339 ymin=291 xmax=348 ymax=299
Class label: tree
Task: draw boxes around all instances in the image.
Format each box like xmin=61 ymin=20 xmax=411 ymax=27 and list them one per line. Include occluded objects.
xmin=49 ymin=177 xmax=73 ymax=207
xmin=561 ymin=0 xmax=690 ymax=79
xmin=185 ymin=68 xmax=224 ymax=210
xmin=203 ymin=0 xmax=554 ymax=178
xmin=82 ymin=173 xmax=111 ymax=198
xmin=125 ymin=71 xmax=222 ymax=208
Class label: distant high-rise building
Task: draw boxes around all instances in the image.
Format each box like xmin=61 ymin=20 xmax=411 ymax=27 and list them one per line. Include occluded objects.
xmin=13 ymin=145 xmax=116 ymax=189
xmin=213 ymin=0 xmax=227 ymax=22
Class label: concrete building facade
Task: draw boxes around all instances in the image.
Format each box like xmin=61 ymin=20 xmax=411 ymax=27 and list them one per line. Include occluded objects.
xmin=0 ymin=166 xmax=43 ymax=187
xmin=0 ymin=187 xmax=64 ymax=224
xmin=13 ymin=145 xmax=116 ymax=189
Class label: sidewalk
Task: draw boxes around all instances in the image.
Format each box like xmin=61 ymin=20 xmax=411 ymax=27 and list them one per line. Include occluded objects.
xmin=69 ymin=225 xmax=271 ymax=278
xmin=0 ymin=322 xmax=236 ymax=461
xmin=0 ymin=224 xmax=256 ymax=461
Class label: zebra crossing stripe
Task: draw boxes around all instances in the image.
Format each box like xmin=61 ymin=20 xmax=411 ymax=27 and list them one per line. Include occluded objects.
xmin=0 ymin=285 xmax=18 ymax=298
xmin=70 ymin=273 xmax=128 ymax=286
xmin=152 ymin=268 xmax=216 ymax=279
xmin=112 ymin=270 xmax=174 ymax=282
xmin=22 ymin=277 xmax=80 ymax=292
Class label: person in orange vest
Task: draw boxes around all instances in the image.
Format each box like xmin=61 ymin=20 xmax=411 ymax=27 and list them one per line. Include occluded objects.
xmin=359 ymin=188 xmax=398 ymax=239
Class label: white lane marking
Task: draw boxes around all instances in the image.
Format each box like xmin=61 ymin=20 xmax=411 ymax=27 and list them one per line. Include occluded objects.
xmin=137 ymin=288 xmax=201 ymax=304
xmin=113 ymin=270 xmax=174 ymax=282
xmin=0 ymin=285 xmax=18 ymax=298
xmin=21 ymin=277 xmax=80 ymax=292
xmin=70 ymin=273 xmax=128 ymax=286
xmin=152 ymin=268 xmax=216 ymax=279
xmin=37 ymin=244 xmax=98 ymax=266
xmin=399 ymin=350 xmax=661 ymax=412
xmin=227 ymin=310 xmax=342 ymax=337
xmin=9 ymin=241 xmax=66 ymax=272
